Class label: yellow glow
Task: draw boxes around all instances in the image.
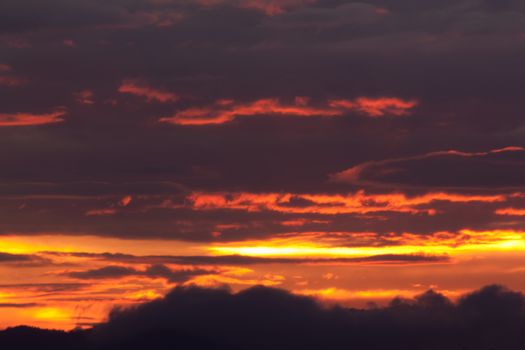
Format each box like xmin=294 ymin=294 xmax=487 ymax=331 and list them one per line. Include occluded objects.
xmin=33 ymin=307 xmax=71 ymax=322
xmin=0 ymin=235 xmax=206 ymax=256
xmin=296 ymin=287 xmax=466 ymax=302
xmin=297 ymin=288 xmax=418 ymax=300
xmin=209 ymin=230 xmax=525 ymax=258
xmin=126 ymin=289 xmax=162 ymax=301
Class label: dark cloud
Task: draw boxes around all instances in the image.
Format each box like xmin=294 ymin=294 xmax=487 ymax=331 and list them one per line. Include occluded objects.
xmin=65 ymin=264 xmax=212 ymax=283
xmin=0 ymin=252 xmax=36 ymax=262
xmin=0 ymin=283 xmax=88 ymax=293
xmin=0 ymin=252 xmax=50 ymax=266
xmin=1 ymin=0 xmax=525 ymax=246
xmin=49 ymin=251 xmax=449 ymax=266
xmin=4 ymin=284 xmax=525 ymax=349
xmin=0 ymin=303 xmax=41 ymax=308
xmin=87 ymin=284 xmax=525 ymax=349
xmin=333 ymin=146 xmax=525 ymax=190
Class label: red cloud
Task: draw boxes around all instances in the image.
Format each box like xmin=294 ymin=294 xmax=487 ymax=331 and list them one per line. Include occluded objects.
xmin=329 ymin=97 xmax=418 ymax=117
xmin=160 ymin=98 xmax=342 ymax=125
xmin=118 ymin=80 xmax=179 ymax=103
xmin=0 ymin=110 xmax=66 ymax=127
xmin=160 ymin=96 xmax=417 ymax=125
xmin=120 ymin=195 xmax=133 ymax=207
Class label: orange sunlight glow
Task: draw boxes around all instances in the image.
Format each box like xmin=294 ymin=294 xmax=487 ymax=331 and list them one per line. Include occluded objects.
xmin=209 ymin=230 xmax=525 ymax=258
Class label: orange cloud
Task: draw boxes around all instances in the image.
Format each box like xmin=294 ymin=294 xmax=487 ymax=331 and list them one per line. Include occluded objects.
xmin=495 ymin=208 xmax=525 ymax=216
xmin=161 ymin=98 xmax=342 ymax=125
xmin=187 ymin=191 xmax=505 ymax=215
xmin=161 ymin=96 xmax=417 ymax=125
xmin=0 ymin=110 xmax=66 ymax=127
xmin=329 ymin=97 xmax=418 ymax=117
xmin=118 ymin=80 xmax=179 ymax=103
xmin=120 ymin=195 xmax=133 ymax=207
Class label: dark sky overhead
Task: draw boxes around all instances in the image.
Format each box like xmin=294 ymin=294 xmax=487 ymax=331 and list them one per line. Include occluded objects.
xmin=1 ymin=0 xmax=525 ymax=344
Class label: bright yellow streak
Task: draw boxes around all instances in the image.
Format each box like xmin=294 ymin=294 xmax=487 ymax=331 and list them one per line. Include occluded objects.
xmin=209 ymin=230 xmax=525 ymax=258
xmin=296 ymin=287 xmax=466 ymax=302
xmin=297 ymin=288 xmax=417 ymax=300
xmin=33 ymin=307 xmax=71 ymax=321
xmin=211 ymin=245 xmax=433 ymax=257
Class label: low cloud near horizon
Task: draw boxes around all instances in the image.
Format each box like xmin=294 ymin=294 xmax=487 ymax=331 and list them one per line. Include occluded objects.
xmin=2 ymin=284 xmax=525 ymax=350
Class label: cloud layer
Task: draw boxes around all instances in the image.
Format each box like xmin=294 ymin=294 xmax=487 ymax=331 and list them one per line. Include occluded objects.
xmin=3 ymin=284 xmax=525 ymax=349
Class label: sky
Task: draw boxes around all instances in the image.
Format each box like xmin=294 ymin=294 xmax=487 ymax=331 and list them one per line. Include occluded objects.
xmin=2 ymin=0 xmax=525 ymax=331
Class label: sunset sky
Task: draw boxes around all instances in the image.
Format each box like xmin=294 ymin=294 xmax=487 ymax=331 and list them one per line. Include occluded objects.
xmin=2 ymin=0 xmax=525 ymax=331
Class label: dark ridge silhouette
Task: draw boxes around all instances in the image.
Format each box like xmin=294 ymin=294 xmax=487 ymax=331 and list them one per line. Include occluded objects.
xmin=2 ymin=284 xmax=525 ymax=350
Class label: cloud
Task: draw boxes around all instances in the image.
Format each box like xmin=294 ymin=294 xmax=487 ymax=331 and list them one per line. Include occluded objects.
xmin=84 ymin=209 xmax=117 ymax=216
xmin=0 ymin=283 xmax=87 ymax=293
xmin=0 ymin=110 xmax=65 ymax=127
xmin=118 ymin=80 xmax=179 ymax=103
xmin=48 ymin=251 xmax=449 ymax=266
xmin=86 ymin=284 xmax=525 ymax=349
xmin=73 ymin=90 xmax=94 ymax=105
xmin=2 ymin=284 xmax=525 ymax=349
xmin=160 ymin=98 xmax=342 ymax=125
xmin=187 ymin=190 xmax=505 ymax=215
xmin=160 ymin=97 xmax=417 ymax=125
xmin=65 ymin=264 xmax=212 ymax=283
xmin=332 ymin=146 xmax=525 ymax=189
xmin=495 ymin=207 xmax=525 ymax=216
xmin=0 ymin=303 xmax=41 ymax=308
xmin=0 ymin=252 xmax=50 ymax=266
xmin=328 ymin=97 xmax=418 ymax=117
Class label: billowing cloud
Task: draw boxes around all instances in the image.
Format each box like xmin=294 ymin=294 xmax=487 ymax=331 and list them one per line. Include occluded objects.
xmin=78 ymin=284 xmax=525 ymax=349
